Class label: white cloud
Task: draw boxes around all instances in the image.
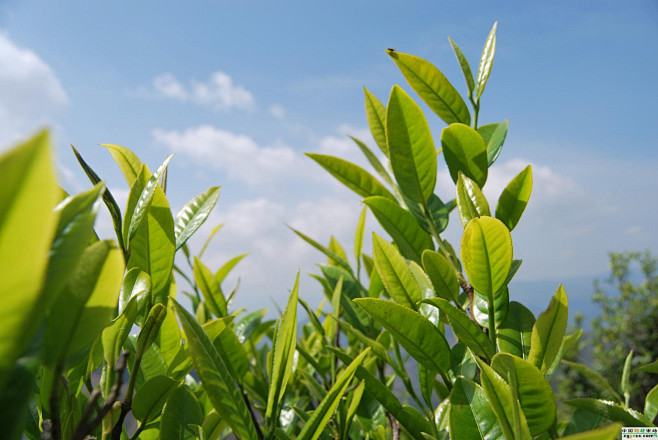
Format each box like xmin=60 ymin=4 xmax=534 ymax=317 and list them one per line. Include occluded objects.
xmin=0 ymin=33 xmax=68 ymax=146
xmin=153 ymin=125 xmax=306 ymax=186
xmin=269 ymin=104 xmax=286 ymax=119
xmin=152 ymin=71 xmax=254 ymax=111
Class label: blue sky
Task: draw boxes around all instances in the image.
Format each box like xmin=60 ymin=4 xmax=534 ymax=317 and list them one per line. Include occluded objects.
xmin=1 ymin=0 xmax=656 ymax=319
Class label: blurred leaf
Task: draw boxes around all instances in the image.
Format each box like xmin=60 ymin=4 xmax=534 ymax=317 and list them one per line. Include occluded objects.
xmin=44 ymin=240 xmax=124 ymax=366
xmin=354 ymin=298 xmax=450 ymax=374
xmin=561 ymin=360 xmax=622 ymax=402
xmin=215 ymin=253 xmax=248 ymax=285
xmin=289 ymin=226 xmax=353 ymax=274
xmin=560 ymin=423 xmax=622 ymax=440
xmin=621 ymin=350 xmax=633 ymax=405
xmin=645 ymin=384 xmax=658 ymax=422
xmin=386 ymin=85 xmax=437 ymax=204
xmin=199 ymin=224 xmax=225 ymax=259
xmin=496 ymin=165 xmax=532 ymax=231
xmin=174 ymin=186 xmax=221 ymax=251
xmin=194 ymin=257 xmax=227 ymax=318
xmin=528 ymin=285 xmax=568 ymax=374
xmin=441 ymin=123 xmax=488 ymax=188
xmin=0 ymin=131 xmax=58 ymax=386
xmin=387 ymin=50 xmax=470 ymax=125
xmin=350 ymin=136 xmax=394 ymax=187
xmin=354 ymin=206 xmax=367 ymax=270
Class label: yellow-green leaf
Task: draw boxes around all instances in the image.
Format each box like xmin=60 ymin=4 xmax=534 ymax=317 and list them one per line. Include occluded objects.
xmin=457 ymin=173 xmax=490 ymax=228
xmin=101 ymin=143 xmax=147 ymax=186
xmin=386 ymin=85 xmax=437 ymax=204
xmin=475 ymin=22 xmax=498 ymax=102
xmin=174 ymin=186 xmax=221 ymax=251
xmin=194 ymin=257 xmax=227 ymax=318
xmin=387 ymin=50 xmax=470 ymax=125
xmin=528 ymin=285 xmax=568 ymax=374
xmin=363 ymin=87 xmax=388 ymax=155
xmin=441 ymin=123 xmax=488 ymax=188
xmin=421 ymin=250 xmax=460 ymax=303
xmin=0 ymin=131 xmax=58 ymax=386
xmin=496 ymin=165 xmax=532 ymax=231
xmin=461 ymin=217 xmax=512 ymax=299
xmin=372 ymin=233 xmax=421 ymax=308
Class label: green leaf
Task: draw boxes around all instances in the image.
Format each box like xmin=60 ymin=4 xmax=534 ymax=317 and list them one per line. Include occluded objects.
xmin=565 ymin=399 xmax=655 ymax=427
xmin=497 ymin=301 xmax=535 ymax=359
xmin=265 ymin=273 xmax=299 ymax=426
xmin=202 ymin=410 xmax=227 ymax=440
xmin=354 ymin=206 xmax=367 ymax=269
xmin=101 ymin=296 xmax=138 ymax=395
xmin=387 ymin=50 xmax=471 ymax=125
xmin=491 ymin=353 xmax=557 ymax=436
xmin=421 ymin=250 xmax=460 ymax=303
xmin=159 ymin=384 xmax=204 ymax=440
xmin=127 ymin=184 xmax=175 ymax=303
xmin=306 ymin=153 xmax=396 ymax=201
xmin=101 ymin=143 xmax=147 ymax=186
xmin=363 ymin=87 xmax=388 ymax=155
xmin=449 ymin=377 xmax=503 ymax=440
xmin=622 ymin=350 xmax=633 ymax=405
xmin=528 ymin=285 xmax=569 ymax=374
xmin=0 ymin=360 xmax=37 ymax=440
xmin=560 ymin=360 xmax=623 ymax=402
xmin=132 ymin=375 xmax=177 ymax=423
xmin=350 ymin=136 xmax=394 ymax=187
xmin=173 ymin=300 xmax=259 ymax=440
xmin=126 ymin=154 xmax=174 ymax=241
xmin=44 ymin=240 xmax=124 ymax=366
xmin=330 ymin=347 xmax=432 ymax=440
xmin=645 ymin=384 xmax=658 ymax=422
xmin=297 ymin=349 xmax=369 ymax=440
xmin=450 ymin=342 xmax=478 ymax=383
xmin=174 ymin=186 xmax=221 ymax=251
xmin=289 ymin=227 xmax=353 ymax=275
xmin=474 ymin=356 xmax=532 ymax=440
xmin=472 ymin=286 xmax=509 ymax=329
xmin=496 ymin=165 xmax=532 ymax=231
xmin=0 ymin=131 xmax=58 ymax=386
xmin=461 ymin=216 xmax=513 ymax=299
xmin=409 ymin=261 xmax=440 ymax=325
xmin=43 ymin=182 xmax=104 ymax=311
xmin=199 ymin=224 xmax=224 ymax=259
xmin=386 ymin=85 xmax=437 ymax=204
xmin=71 ymin=145 xmax=125 ymax=253
xmin=354 ymin=298 xmax=450 ymax=374
xmin=475 ymin=22 xmax=498 ymax=102
xmin=448 ymin=37 xmax=475 ymax=98
xmin=478 ymin=120 xmax=508 ymax=166
xmin=364 ymin=196 xmax=433 ymax=264
xmin=422 ymin=298 xmax=495 ymax=360
xmin=118 ymin=267 xmax=150 ymax=315
xmin=372 ymin=233 xmax=421 ymax=308
xmin=441 ymin=123 xmax=488 ymax=188
xmin=560 ymin=423 xmax=622 ymax=440
xmin=214 ymin=253 xmax=248 ymax=285
xmin=194 ymin=257 xmax=227 ymax=318
xmin=456 ymin=173 xmax=490 ymax=228
xmin=639 ymin=360 xmax=658 ymax=374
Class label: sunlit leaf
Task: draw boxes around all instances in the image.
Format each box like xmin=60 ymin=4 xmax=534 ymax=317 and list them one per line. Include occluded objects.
xmin=528 ymin=285 xmax=568 ymax=374
xmin=496 ymin=165 xmax=532 ymax=231
xmin=363 ymin=87 xmax=388 ymax=155
xmin=372 ymin=233 xmax=421 ymax=308
xmin=101 ymin=143 xmax=147 ymax=186
xmin=448 ymin=37 xmax=475 ymax=98
xmin=441 ymin=123 xmax=488 ymax=188
xmin=194 ymin=257 xmax=227 ymax=318
xmin=421 ymin=250 xmax=460 ymax=302
xmin=478 ymin=120 xmax=508 ymax=166
xmin=174 ymin=186 xmax=221 ymax=251
xmin=475 ymin=22 xmax=498 ymax=102
xmin=456 ymin=173 xmax=490 ymax=228
xmin=449 ymin=376 xmax=503 ymax=440
xmin=497 ymin=301 xmax=535 ymax=359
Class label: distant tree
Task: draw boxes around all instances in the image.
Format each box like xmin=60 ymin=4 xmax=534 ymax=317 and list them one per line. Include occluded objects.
xmin=558 ymin=250 xmax=658 ymax=411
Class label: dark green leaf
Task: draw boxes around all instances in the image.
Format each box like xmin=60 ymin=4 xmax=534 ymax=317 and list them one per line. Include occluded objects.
xmin=478 ymin=120 xmax=508 ymax=166
xmin=497 ymin=301 xmax=535 ymax=359
xmin=565 ymin=399 xmax=654 ymax=427
xmin=421 ymin=250 xmax=460 ymax=303
xmin=159 ymin=384 xmax=204 ymax=440
xmin=132 ymin=375 xmax=177 ymax=423
xmin=449 ymin=377 xmax=503 ymax=440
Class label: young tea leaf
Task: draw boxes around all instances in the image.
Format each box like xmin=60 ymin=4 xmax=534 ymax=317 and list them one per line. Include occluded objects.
xmin=456 ymin=172 xmax=490 ymax=228
xmin=174 ymin=186 xmax=221 ymax=251
xmin=528 ymin=285 xmax=569 ymax=374
xmin=496 ymin=165 xmax=532 ymax=231
xmin=363 ymin=87 xmax=388 ymax=155
xmin=441 ymin=123 xmax=488 ymax=188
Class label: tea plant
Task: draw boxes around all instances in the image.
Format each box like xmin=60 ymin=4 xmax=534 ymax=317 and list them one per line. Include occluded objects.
xmin=0 ymin=21 xmax=656 ymax=440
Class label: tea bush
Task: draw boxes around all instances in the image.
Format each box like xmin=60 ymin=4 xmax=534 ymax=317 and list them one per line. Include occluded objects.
xmin=0 ymin=22 xmax=655 ymax=440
